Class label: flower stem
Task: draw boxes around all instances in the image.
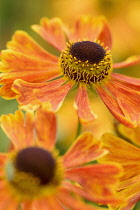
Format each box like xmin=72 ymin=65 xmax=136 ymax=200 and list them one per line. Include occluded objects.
xmin=76 ymin=118 xmax=82 ymax=138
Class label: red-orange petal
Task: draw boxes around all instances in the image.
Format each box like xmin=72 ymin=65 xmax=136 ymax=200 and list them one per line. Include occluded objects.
xmin=62 ymin=132 xmax=108 ymax=168
xmin=32 ymin=17 xmax=66 ymax=52
xmin=0 ymin=110 xmax=35 ymax=149
xmin=96 ymin=86 xmax=135 ymax=128
xmin=112 ymin=73 xmax=140 ymax=86
xmin=7 ymin=30 xmax=58 ymax=62
xmin=35 ymin=82 xmax=73 ymax=111
xmin=113 ymin=55 xmax=140 ymax=69
xmin=12 ymin=78 xmax=65 ymax=111
xmin=35 ymin=106 xmax=56 ymax=150
xmin=96 ymin=17 xmax=112 ymax=50
xmin=31 ymin=197 xmax=64 ymax=210
xmin=74 ymin=85 xmax=97 ymax=123
xmin=106 ymin=81 xmax=140 ymax=127
xmin=65 ymin=163 xmax=121 ymax=204
xmin=66 ymin=16 xmax=103 ymax=42
xmin=58 ymin=187 xmax=104 ymax=210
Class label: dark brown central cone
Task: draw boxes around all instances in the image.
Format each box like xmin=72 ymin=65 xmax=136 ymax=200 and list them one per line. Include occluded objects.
xmin=70 ymin=41 xmax=106 ymax=64
xmin=15 ymin=147 xmax=56 ymax=185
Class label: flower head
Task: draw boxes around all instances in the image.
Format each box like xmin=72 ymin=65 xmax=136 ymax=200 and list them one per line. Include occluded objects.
xmin=99 ymin=124 xmax=140 ymax=209
xmin=0 ymin=106 xmax=121 ymax=209
xmin=0 ymin=16 xmax=140 ymax=127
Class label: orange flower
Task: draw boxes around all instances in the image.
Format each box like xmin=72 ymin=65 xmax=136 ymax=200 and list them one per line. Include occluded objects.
xmin=99 ymin=125 xmax=140 ymax=209
xmin=0 ymin=16 xmax=140 ymax=127
xmin=0 ymin=106 xmax=121 ymax=209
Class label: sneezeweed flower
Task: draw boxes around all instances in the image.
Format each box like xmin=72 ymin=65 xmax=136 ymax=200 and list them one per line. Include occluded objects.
xmin=99 ymin=124 xmax=140 ymax=209
xmin=0 ymin=16 xmax=140 ymax=127
xmin=0 ymin=106 xmax=122 ymax=209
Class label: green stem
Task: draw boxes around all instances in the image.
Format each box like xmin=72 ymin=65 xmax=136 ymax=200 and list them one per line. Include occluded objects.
xmin=75 ymin=118 xmax=82 ymax=138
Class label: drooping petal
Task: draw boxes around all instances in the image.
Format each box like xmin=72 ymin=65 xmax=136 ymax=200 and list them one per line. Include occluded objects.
xmin=35 ymin=106 xmax=56 ymax=150
xmin=106 ymin=81 xmax=140 ymax=127
xmin=58 ymin=187 xmax=104 ymax=210
xmin=0 ymin=110 xmax=35 ymax=149
xmin=35 ymin=82 xmax=73 ymax=111
xmin=32 ymin=17 xmax=66 ymax=51
xmin=7 ymin=30 xmax=58 ymax=62
xmin=74 ymin=85 xmax=97 ymax=123
xmin=12 ymin=78 xmax=65 ymax=111
xmin=62 ymin=181 xmax=120 ymax=206
xmin=112 ymin=73 xmax=140 ymax=86
xmin=96 ymin=86 xmax=135 ymax=128
xmin=63 ymin=132 xmax=108 ymax=168
xmin=66 ymin=16 xmax=103 ymax=42
xmin=113 ymin=55 xmax=140 ymax=69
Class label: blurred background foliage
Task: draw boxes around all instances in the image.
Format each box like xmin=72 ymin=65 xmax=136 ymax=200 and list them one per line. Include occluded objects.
xmin=0 ymin=0 xmax=140 ymax=208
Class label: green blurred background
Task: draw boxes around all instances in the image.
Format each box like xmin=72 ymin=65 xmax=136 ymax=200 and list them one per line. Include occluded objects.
xmin=0 ymin=1 xmax=140 ymax=208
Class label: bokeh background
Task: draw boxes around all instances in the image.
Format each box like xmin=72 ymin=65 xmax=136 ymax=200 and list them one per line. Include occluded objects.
xmin=0 ymin=1 xmax=140 ymax=208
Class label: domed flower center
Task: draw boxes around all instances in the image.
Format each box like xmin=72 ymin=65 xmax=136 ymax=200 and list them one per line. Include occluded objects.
xmin=15 ymin=147 xmax=56 ymax=185
xmin=59 ymin=40 xmax=113 ymax=85
xmin=6 ymin=147 xmax=64 ymax=199
xmin=70 ymin=41 xmax=106 ymax=64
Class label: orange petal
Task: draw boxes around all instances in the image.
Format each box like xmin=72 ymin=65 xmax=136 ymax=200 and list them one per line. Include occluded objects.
xmin=0 ymin=195 xmax=18 ymax=210
xmin=32 ymin=17 xmax=66 ymax=51
xmin=119 ymin=191 xmax=140 ymax=210
xmin=63 ymin=132 xmax=108 ymax=168
xmin=67 ymin=15 xmax=103 ymax=42
xmin=106 ymin=81 xmax=140 ymax=127
xmin=118 ymin=124 xmax=140 ymax=147
xmin=0 ymin=153 xmax=7 ymax=166
xmin=96 ymin=17 xmax=112 ymax=50
xmin=74 ymin=85 xmax=97 ymax=123
xmin=35 ymin=82 xmax=73 ymax=111
xmin=113 ymin=55 xmax=140 ymax=69
xmin=1 ymin=110 xmax=35 ymax=149
xmin=96 ymin=86 xmax=135 ymax=128
xmin=65 ymin=163 xmax=121 ymax=204
xmin=58 ymin=187 xmax=104 ymax=210
xmin=12 ymin=78 xmax=65 ymax=110
xmin=112 ymin=73 xmax=140 ymax=86
xmin=22 ymin=201 xmax=33 ymax=210
xmin=99 ymin=133 xmax=140 ymax=164
xmin=32 ymin=197 xmax=64 ymax=210
xmin=0 ymin=50 xmax=60 ymax=99
xmin=7 ymin=30 xmax=58 ymax=62
xmin=0 ymin=50 xmax=58 ymax=74
xmin=0 ymin=84 xmax=17 ymax=99
xmin=113 ymin=183 xmax=140 ymax=210
xmin=63 ymin=164 xmax=120 ymax=204
xmin=35 ymin=106 xmax=56 ymax=150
